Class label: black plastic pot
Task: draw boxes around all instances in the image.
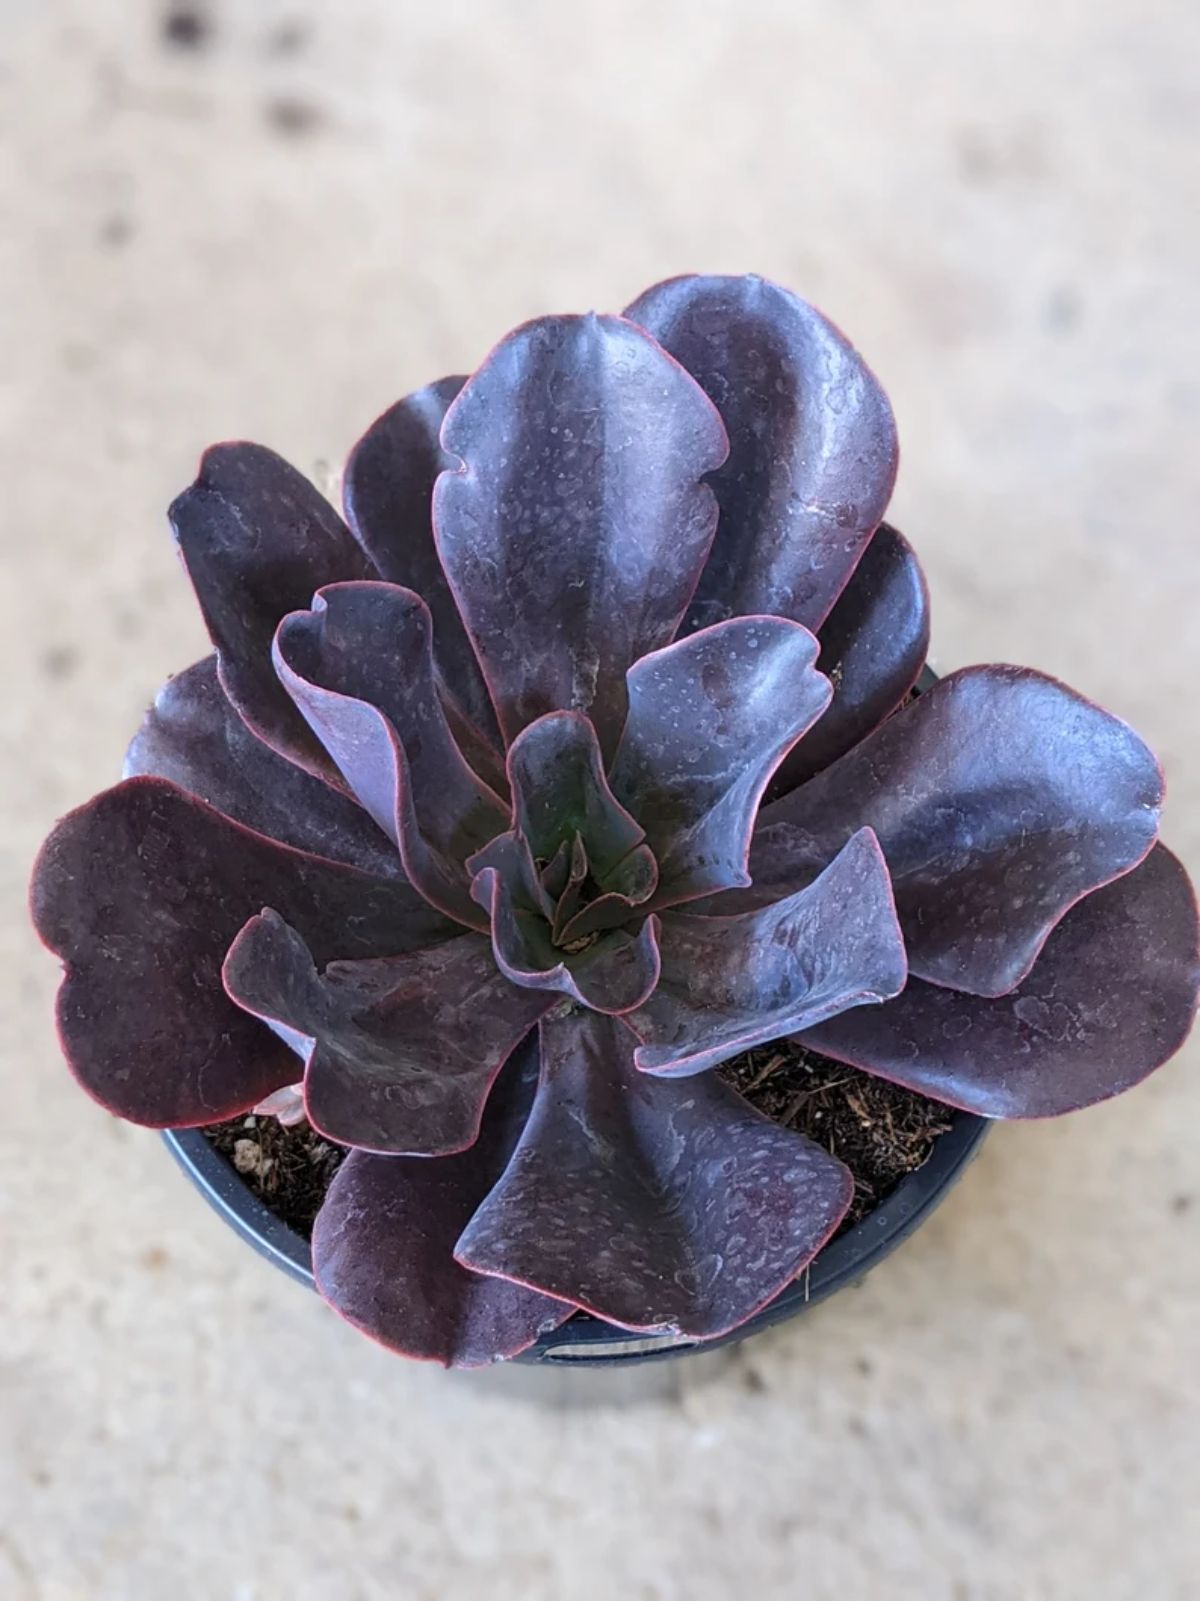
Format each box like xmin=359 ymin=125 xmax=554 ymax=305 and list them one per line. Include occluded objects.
xmin=163 ymin=1110 xmax=988 ymax=1366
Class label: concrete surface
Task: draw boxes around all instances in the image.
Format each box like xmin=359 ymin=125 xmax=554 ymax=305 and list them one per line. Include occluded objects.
xmin=2 ymin=2 xmax=1198 ymax=1598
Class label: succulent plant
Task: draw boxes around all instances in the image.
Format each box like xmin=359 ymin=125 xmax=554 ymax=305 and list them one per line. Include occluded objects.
xmin=32 ymin=274 xmax=1200 ymax=1366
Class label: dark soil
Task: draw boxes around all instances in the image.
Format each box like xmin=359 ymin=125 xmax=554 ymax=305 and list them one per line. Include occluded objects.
xmin=718 ymin=1040 xmax=955 ymax=1231
xmin=202 ymin=1038 xmax=953 ymax=1243
xmin=204 ymin=1116 xmax=344 ymax=1237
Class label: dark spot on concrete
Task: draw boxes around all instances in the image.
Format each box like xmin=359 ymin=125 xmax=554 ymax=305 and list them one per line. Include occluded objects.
xmin=267 ymin=19 xmax=308 ymax=56
xmin=1044 ymin=284 xmax=1082 ymax=333
xmin=140 ymin=1245 xmax=171 ymax=1271
xmin=99 ymin=213 xmax=135 ymax=250
xmin=114 ymin=607 xmax=143 ymax=639
xmin=847 ymin=1414 xmax=867 ymax=1437
xmin=30 ymin=1467 xmax=53 ymax=1487
xmin=1171 ymin=1193 xmax=1192 ymax=1215
xmin=61 ymin=343 xmax=98 ymax=374
xmin=162 ymin=6 xmax=211 ymax=50
xmin=40 ymin=645 xmax=79 ymax=680
xmin=265 ymin=95 xmax=324 ymax=137
xmin=739 ymin=1364 xmax=767 ymax=1394
xmin=956 ymin=122 xmax=1050 ymax=186
xmin=956 ymin=128 xmax=996 ymax=185
xmin=342 ymin=1504 xmax=362 ymax=1524
xmin=854 ymin=1354 xmax=873 ymax=1376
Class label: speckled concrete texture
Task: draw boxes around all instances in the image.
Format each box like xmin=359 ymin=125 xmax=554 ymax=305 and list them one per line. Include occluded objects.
xmin=3 ymin=3 xmax=1198 ymax=1597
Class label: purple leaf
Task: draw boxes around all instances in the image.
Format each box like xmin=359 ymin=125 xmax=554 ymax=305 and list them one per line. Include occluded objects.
xmin=539 ymin=838 xmax=574 ymax=902
xmin=553 ymin=848 xmax=659 ymax=943
xmin=455 ymin=1009 xmax=854 ymax=1339
xmin=170 ymin=443 xmax=373 ymax=777
xmin=548 ymin=833 xmax=590 ymax=943
xmin=274 ymin=582 xmax=509 ymax=929
xmin=471 ymin=843 xmax=662 ymax=1015
xmin=313 ymin=1041 xmax=575 ymax=1366
xmin=223 ymin=912 xmax=554 ymax=1154
xmin=432 ymin=313 xmax=729 ymax=755
xmin=608 ymin=617 xmax=831 ymax=908
xmin=624 ymin=829 xmax=906 ymax=1077
xmin=125 ymin=655 xmax=401 ymax=880
xmin=623 ymin=274 xmax=898 ymax=634
xmin=799 ymin=845 xmax=1200 ymax=1117
xmin=741 ymin=666 xmax=1163 ymax=998
xmin=507 ymin=711 xmax=645 ymax=877
xmin=501 ymin=710 xmax=658 ymax=937
xmin=29 ymin=778 xmax=454 ymax=1128
xmin=343 ymin=375 xmax=503 ymax=750
xmin=441 ymin=697 xmax=511 ymax=799
xmin=772 ymin=523 xmax=930 ymax=796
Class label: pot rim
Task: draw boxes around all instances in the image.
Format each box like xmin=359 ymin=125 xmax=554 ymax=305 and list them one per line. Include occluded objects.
xmin=162 ymin=1108 xmax=989 ymax=1366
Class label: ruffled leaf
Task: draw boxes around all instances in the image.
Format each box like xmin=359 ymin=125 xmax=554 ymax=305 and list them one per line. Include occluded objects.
xmin=274 ymin=582 xmax=508 ymax=929
xmin=125 ymin=655 xmax=401 ymax=880
xmin=433 ymin=313 xmax=729 ymax=755
xmin=471 ymin=839 xmax=662 ymax=1015
xmin=799 ymin=845 xmax=1200 ymax=1117
xmin=313 ymin=1041 xmax=574 ymax=1366
xmin=502 ymin=710 xmax=657 ymax=937
xmin=771 ymin=522 xmax=929 ymax=796
xmin=741 ymin=666 xmax=1163 ymax=997
xmin=29 ymin=779 xmax=454 ymax=1127
xmin=507 ymin=711 xmax=645 ymax=878
xmin=625 ymin=829 xmax=906 ymax=1077
xmin=343 ymin=375 xmax=503 ymax=752
xmin=548 ymin=833 xmax=587 ymax=937
xmin=223 ymin=912 xmax=553 ymax=1154
xmin=455 ymin=1009 xmax=853 ymax=1339
xmin=170 ymin=443 xmax=372 ymax=776
xmin=608 ymin=617 xmax=830 ymax=908
xmin=623 ymin=274 xmax=898 ymax=634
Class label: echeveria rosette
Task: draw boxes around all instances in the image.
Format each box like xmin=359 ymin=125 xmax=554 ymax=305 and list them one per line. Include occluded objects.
xmin=29 ymin=273 xmax=1200 ymax=1368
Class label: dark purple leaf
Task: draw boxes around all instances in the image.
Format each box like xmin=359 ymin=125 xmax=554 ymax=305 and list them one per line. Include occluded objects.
xmin=539 ymin=838 xmax=573 ymax=902
xmin=553 ymin=862 xmax=659 ymax=943
xmin=799 ymin=845 xmax=1200 ymax=1117
xmin=771 ymin=522 xmax=929 ymax=796
xmin=343 ymin=375 xmax=504 ymax=750
xmin=469 ymin=830 xmax=555 ymax=920
xmin=624 ymin=829 xmax=906 ymax=1077
xmin=274 ymin=582 xmax=508 ymax=929
xmin=608 ymin=616 xmax=831 ymax=908
xmin=455 ymin=1009 xmax=854 ymax=1338
xmin=29 ymin=778 xmax=454 ymax=1127
xmin=223 ymin=912 xmax=553 ymax=1154
xmin=507 ymin=711 xmax=644 ymax=878
xmin=623 ymin=274 xmax=898 ymax=634
xmin=501 ymin=710 xmax=658 ymax=938
xmin=740 ymin=666 xmax=1163 ymax=998
xmin=170 ymin=442 xmax=372 ymax=777
xmin=548 ymin=833 xmax=590 ymax=943
xmin=313 ymin=1040 xmax=574 ymax=1366
xmin=442 ymin=696 xmax=510 ymax=799
xmin=125 ymin=655 xmax=401 ymax=879
xmin=471 ymin=841 xmax=662 ymax=1015
xmin=432 ymin=313 xmax=729 ymax=756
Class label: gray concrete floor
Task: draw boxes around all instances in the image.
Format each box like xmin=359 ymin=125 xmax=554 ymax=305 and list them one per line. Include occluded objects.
xmin=3 ymin=3 xmax=1198 ymax=1597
